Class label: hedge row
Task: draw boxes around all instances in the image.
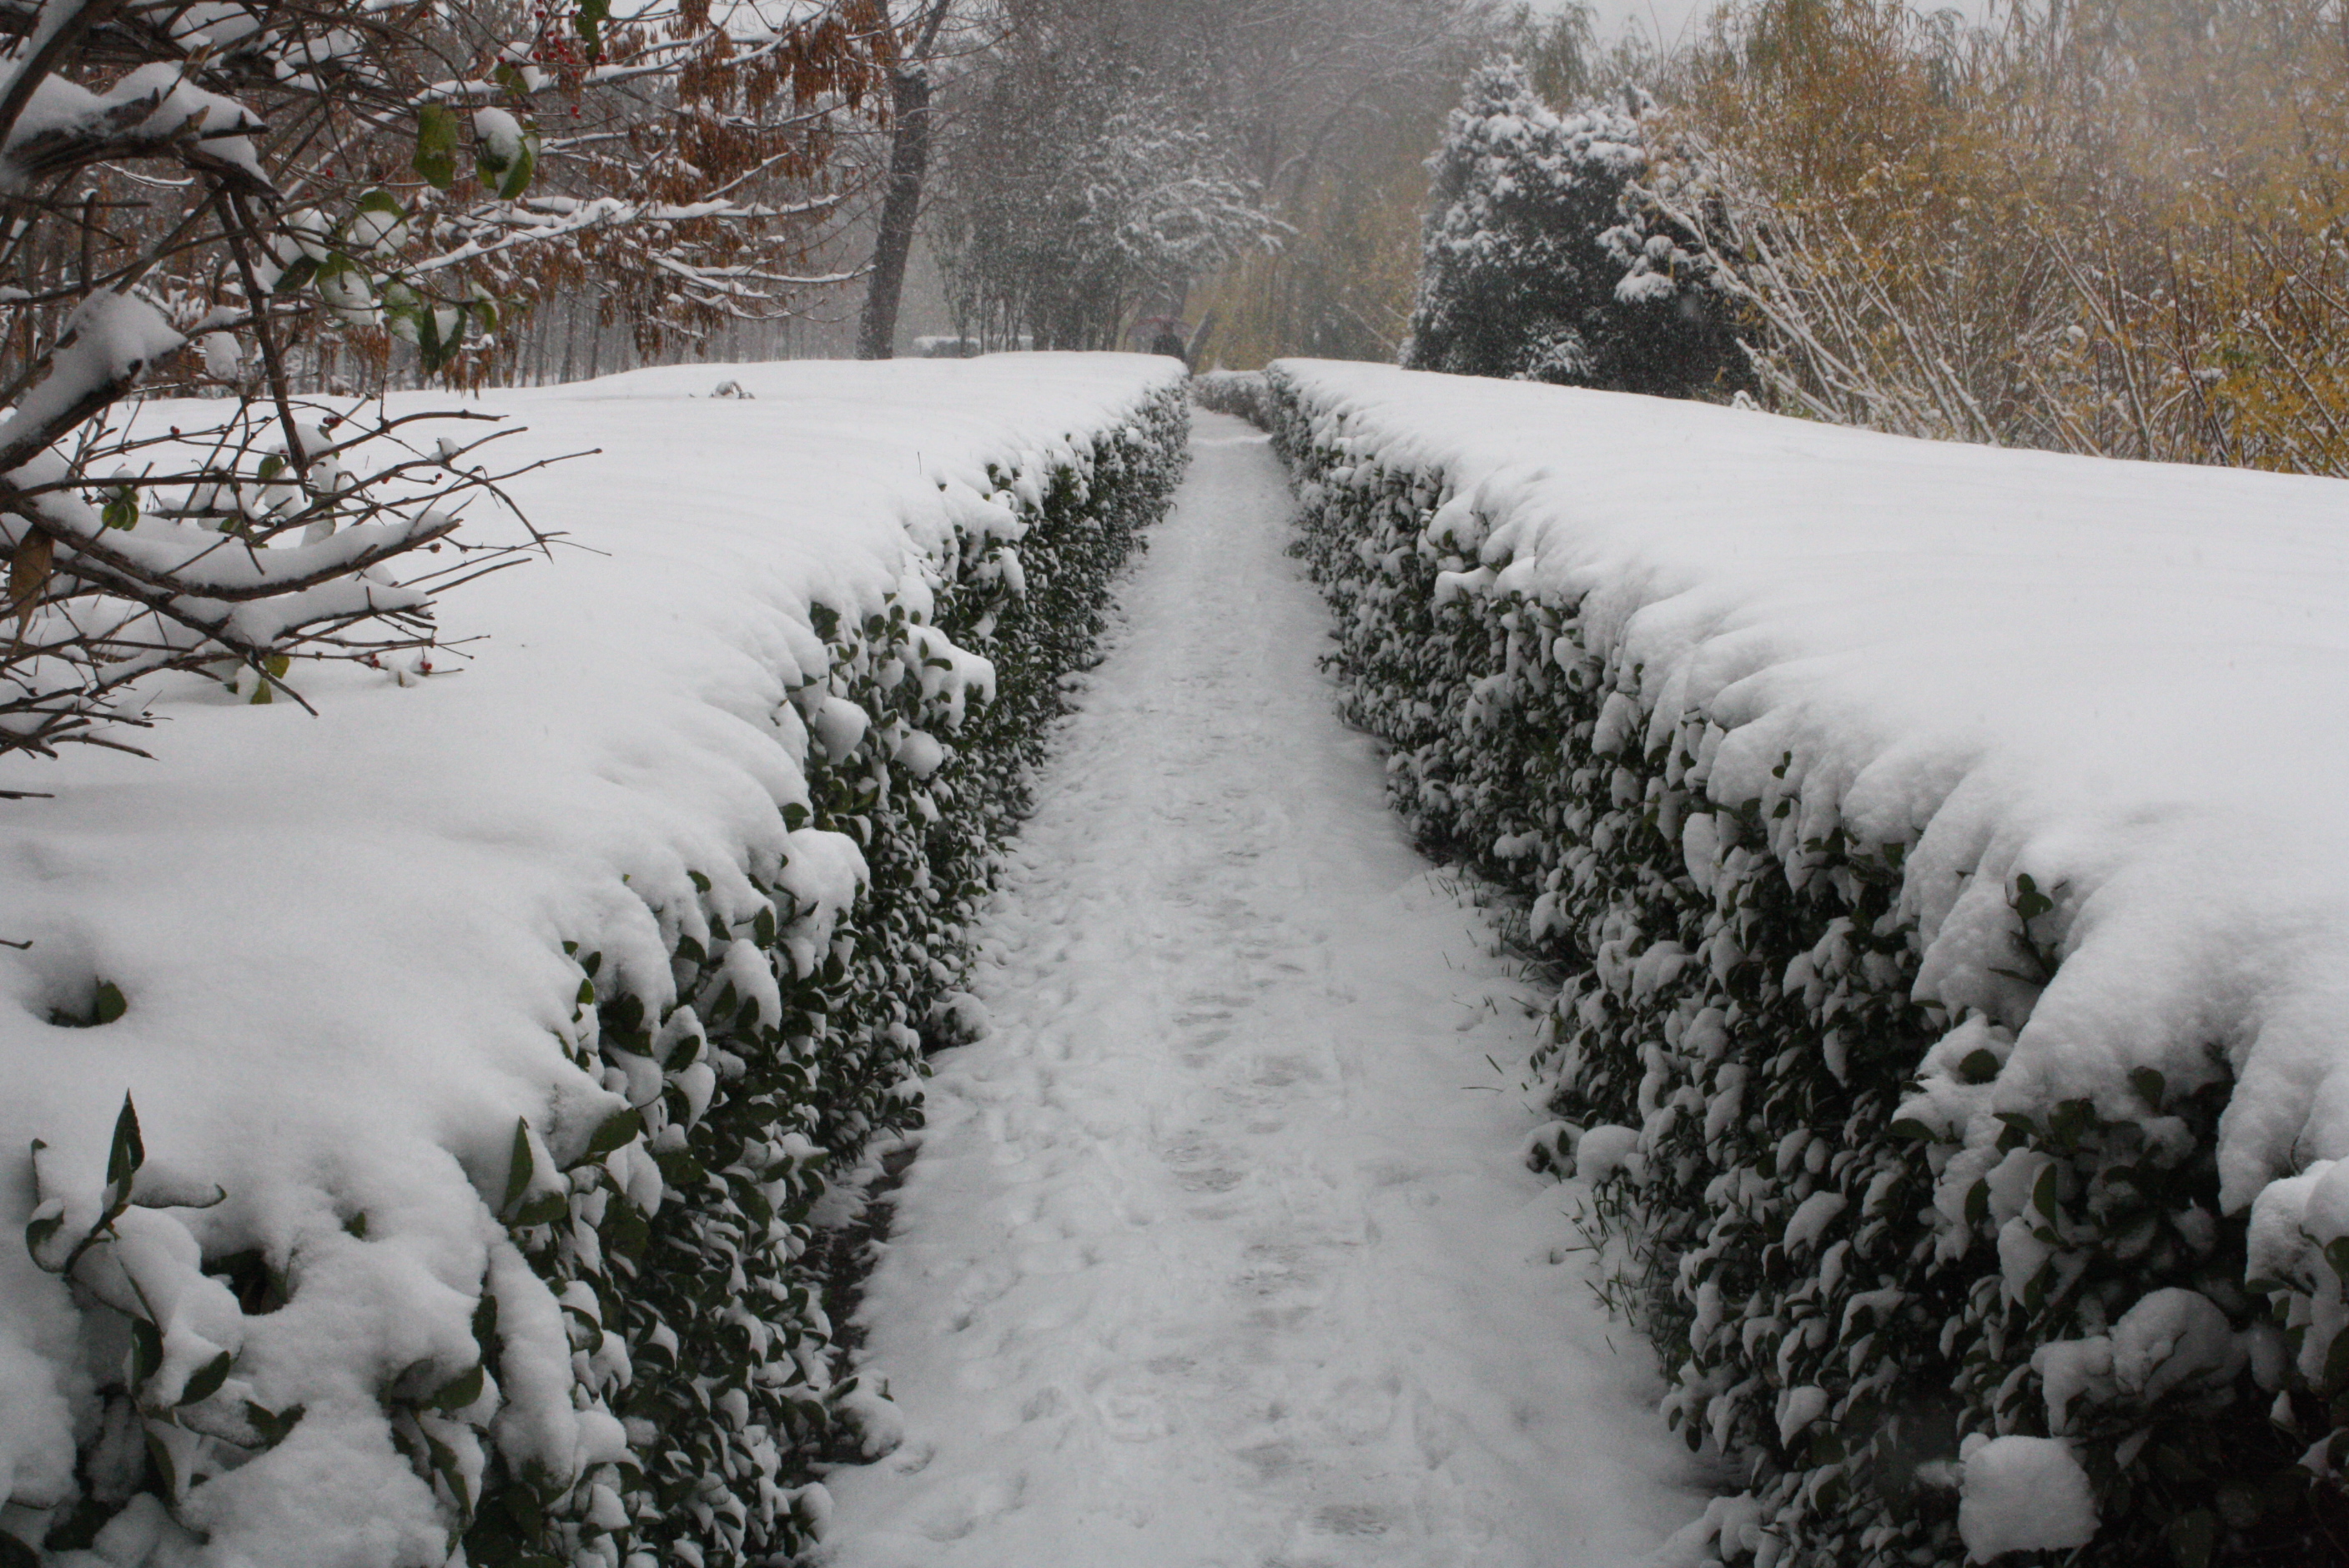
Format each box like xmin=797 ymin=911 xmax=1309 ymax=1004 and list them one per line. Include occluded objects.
xmin=1263 ymin=366 xmax=2339 ymax=1568
xmin=11 ymin=382 xmax=1188 ymax=1568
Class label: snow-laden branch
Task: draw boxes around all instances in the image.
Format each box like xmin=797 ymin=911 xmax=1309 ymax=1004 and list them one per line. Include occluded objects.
xmin=1 ymin=57 xmax=269 ymax=191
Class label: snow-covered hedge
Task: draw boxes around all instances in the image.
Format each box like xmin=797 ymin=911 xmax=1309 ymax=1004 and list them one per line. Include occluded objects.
xmin=1265 ymin=359 xmax=2349 ymax=1567
xmin=1189 ymin=370 xmax=1275 ymax=428
xmin=0 ymin=356 xmax=1187 ymax=1568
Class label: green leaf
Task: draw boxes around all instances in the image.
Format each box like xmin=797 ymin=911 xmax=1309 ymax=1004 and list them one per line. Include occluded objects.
xmin=404 ymin=296 xmax=455 ymax=373
xmin=102 ymin=490 xmax=137 ymax=530
xmin=430 ymin=1360 xmax=485 ymax=1413
xmin=2031 ymin=1162 xmax=2060 ymax=1222
xmin=2012 ymin=872 xmax=2053 ymax=922
xmin=511 ymin=1190 xmax=567 ymax=1228
xmin=2130 ymin=1065 xmax=2166 ymax=1108
xmin=244 ymin=1400 xmax=304 ymax=1445
xmin=605 ymin=1197 xmax=648 ymax=1263
xmin=106 ymin=1093 xmax=144 ymax=1202
xmin=609 ymin=992 xmax=644 ymax=1034
xmin=143 ymin=1426 xmax=176 ymax=1499
xmin=580 ymin=1106 xmax=642 ymax=1163
xmin=38 ymin=1498 xmax=112 ymax=1554
xmin=129 ymin=1315 xmax=163 ymax=1385
xmin=2166 ymin=1507 xmax=2217 ymax=1568
xmin=180 ymin=1349 xmax=233 ymax=1405
xmin=651 ymin=1146 xmax=706 ymax=1189
xmin=354 ymin=187 xmax=405 ymax=219
xmin=2322 ymin=1322 xmax=2349 ymax=1395
xmin=272 ymin=254 xmax=318 ymax=294
xmin=470 ymin=1289 xmax=498 ymax=1354
xmin=256 ymin=453 xmax=284 ymax=484
xmin=502 ymin=132 xmax=539 ymax=201
xmin=687 ymin=868 xmax=712 ymax=894
xmin=500 ymin=1119 xmax=535 ymax=1214
xmin=478 ymin=128 xmax=539 ymax=202
xmin=93 ymin=981 xmax=125 ymax=1025
xmin=572 ymin=0 xmax=611 ymax=48
xmin=0 ymin=1528 xmax=40 ymax=1568
xmin=415 ymin=104 xmax=460 ymax=190
xmin=1956 ymin=1048 xmax=1999 ymax=1085
xmin=24 ymin=1204 xmax=63 ymax=1266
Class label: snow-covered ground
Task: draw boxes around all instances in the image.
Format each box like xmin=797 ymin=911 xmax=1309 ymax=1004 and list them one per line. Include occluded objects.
xmin=822 ymin=415 xmax=1703 ymax=1566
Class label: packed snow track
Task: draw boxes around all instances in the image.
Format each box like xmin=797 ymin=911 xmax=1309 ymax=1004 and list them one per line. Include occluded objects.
xmin=821 ymin=414 xmax=1700 ymax=1567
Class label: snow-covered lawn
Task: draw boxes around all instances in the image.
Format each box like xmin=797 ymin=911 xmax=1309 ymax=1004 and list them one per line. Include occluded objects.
xmin=0 ymin=355 xmax=1183 ymax=1568
xmin=821 ymin=414 xmax=1703 ymax=1566
xmin=1267 ymin=359 xmax=2349 ymax=1566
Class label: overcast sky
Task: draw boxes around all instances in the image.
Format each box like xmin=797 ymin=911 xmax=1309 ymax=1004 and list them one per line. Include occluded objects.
xmin=1546 ymin=0 xmax=2000 ymax=63
xmin=1579 ymin=0 xmax=1715 ymax=52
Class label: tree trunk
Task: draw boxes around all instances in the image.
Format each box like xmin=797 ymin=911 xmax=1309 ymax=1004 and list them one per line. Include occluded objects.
xmin=856 ymin=64 xmax=934 ymax=361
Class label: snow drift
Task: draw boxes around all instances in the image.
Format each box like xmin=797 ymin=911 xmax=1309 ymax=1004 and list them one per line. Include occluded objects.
xmin=0 ymin=355 xmax=1187 ymax=1568
xmin=1267 ymin=359 xmax=2349 ymax=1567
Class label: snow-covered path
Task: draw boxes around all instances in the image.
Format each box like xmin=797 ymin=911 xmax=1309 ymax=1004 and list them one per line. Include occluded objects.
xmin=822 ymin=415 xmax=1702 ymax=1568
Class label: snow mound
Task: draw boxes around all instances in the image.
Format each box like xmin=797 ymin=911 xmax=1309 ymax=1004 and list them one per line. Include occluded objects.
xmin=1958 ymin=1435 xmax=2097 ymax=1560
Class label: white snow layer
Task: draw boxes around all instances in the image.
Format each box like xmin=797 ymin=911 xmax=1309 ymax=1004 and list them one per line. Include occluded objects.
xmin=1269 ymin=361 xmax=2349 ymax=1242
xmin=1955 ymin=1435 xmax=2098 ymax=1560
xmin=820 ymin=416 xmax=1704 ymax=1566
xmin=0 ymin=354 xmax=1183 ymax=1565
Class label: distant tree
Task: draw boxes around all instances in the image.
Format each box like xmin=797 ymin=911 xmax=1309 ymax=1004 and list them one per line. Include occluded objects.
xmin=1185 ymin=0 xmax=1496 ymax=365
xmin=1402 ymin=59 xmax=1746 ymax=397
xmin=1515 ymin=0 xmax=1601 ymax=105
xmin=857 ymin=0 xmax=958 ymax=359
xmin=929 ymin=3 xmax=1277 ymax=351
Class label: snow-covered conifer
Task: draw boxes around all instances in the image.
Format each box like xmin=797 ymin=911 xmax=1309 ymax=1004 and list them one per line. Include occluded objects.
xmin=1403 ymin=62 xmax=1745 ymax=398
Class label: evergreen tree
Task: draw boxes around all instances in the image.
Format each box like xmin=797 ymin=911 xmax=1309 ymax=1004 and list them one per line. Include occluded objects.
xmin=1402 ymin=61 xmax=1746 ymax=398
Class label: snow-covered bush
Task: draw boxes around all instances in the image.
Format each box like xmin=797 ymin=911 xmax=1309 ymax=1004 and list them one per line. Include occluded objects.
xmin=1402 ymin=62 xmax=1744 ymax=400
xmin=1265 ymin=359 xmax=2349 ymax=1567
xmin=0 ymin=358 xmax=1186 ymax=1568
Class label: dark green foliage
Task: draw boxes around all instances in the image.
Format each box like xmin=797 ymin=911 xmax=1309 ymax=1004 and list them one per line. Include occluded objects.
xmin=1265 ymin=368 xmax=2341 ymax=1568
xmin=1403 ymin=61 xmax=1747 ymax=400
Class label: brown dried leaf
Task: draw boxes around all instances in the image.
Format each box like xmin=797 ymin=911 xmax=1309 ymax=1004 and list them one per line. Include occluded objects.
xmin=7 ymin=530 xmax=54 ymax=619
